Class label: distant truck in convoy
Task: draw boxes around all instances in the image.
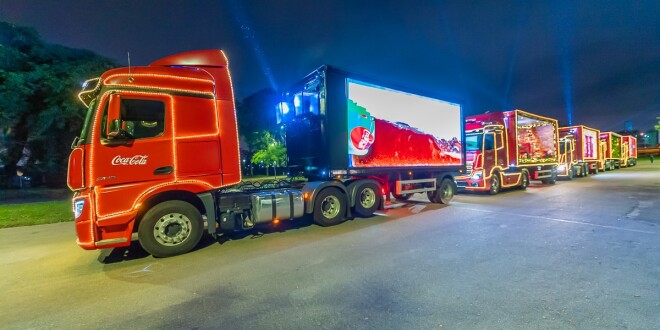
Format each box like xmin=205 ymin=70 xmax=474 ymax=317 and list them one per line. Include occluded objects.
xmin=456 ymin=110 xmax=559 ymax=195
xmin=621 ymin=135 xmax=637 ymax=166
xmin=67 ymin=50 xmax=465 ymax=257
xmin=557 ymin=125 xmax=601 ymax=179
xmin=599 ymin=132 xmax=623 ymax=170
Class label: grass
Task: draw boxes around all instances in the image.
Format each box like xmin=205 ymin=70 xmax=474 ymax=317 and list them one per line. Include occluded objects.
xmin=0 ymin=176 xmax=305 ymax=229
xmin=0 ymin=200 xmax=72 ymax=228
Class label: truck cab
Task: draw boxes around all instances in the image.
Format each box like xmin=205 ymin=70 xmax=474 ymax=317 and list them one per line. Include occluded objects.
xmin=68 ymin=50 xmax=241 ymax=254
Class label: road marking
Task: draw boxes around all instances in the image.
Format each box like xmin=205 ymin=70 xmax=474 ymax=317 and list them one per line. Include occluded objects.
xmin=456 ymin=206 xmax=657 ymax=234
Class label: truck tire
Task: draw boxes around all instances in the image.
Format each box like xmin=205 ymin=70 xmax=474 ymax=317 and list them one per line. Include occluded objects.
xmin=138 ymin=200 xmax=204 ymax=258
xmin=519 ymin=171 xmax=529 ymax=190
xmin=566 ymin=168 xmax=574 ymax=180
xmin=429 ymin=178 xmax=455 ymax=204
xmin=392 ymin=193 xmax=412 ymax=201
xmin=313 ymin=187 xmax=347 ymax=227
xmin=354 ymin=182 xmax=380 ymax=217
xmin=489 ymin=173 xmax=500 ymax=195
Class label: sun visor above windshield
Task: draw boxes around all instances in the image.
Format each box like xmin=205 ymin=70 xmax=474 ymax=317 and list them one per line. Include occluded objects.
xmin=150 ymin=50 xmax=228 ymax=68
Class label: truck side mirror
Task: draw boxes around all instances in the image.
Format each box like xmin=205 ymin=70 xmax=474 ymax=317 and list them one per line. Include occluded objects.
xmin=106 ymin=94 xmax=122 ymax=139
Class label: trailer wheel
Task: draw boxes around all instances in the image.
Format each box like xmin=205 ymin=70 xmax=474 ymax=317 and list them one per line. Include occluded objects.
xmin=354 ymin=182 xmax=380 ymax=217
xmin=489 ymin=173 xmax=501 ymax=195
xmin=392 ymin=193 xmax=412 ymax=201
xmin=519 ymin=171 xmax=529 ymax=190
xmin=429 ymin=178 xmax=455 ymax=204
xmin=138 ymin=200 xmax=203 ymax=258
xmin=313 ymin=187 xmax=347 ymax=227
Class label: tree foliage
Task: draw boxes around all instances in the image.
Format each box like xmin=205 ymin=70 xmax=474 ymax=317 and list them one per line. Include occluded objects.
xmin=250 ymin=130 xmax=286 ymax=176
xmin=0 ymin=22 xmax=117 ymax=186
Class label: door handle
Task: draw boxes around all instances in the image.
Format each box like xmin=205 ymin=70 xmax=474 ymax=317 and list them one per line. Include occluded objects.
xmin=154 ymin=166 xmax=173 ymax=175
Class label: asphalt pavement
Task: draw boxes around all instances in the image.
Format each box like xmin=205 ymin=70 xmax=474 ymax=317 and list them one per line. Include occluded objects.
xmin=1 ymin=160 xmax=659 ymax=329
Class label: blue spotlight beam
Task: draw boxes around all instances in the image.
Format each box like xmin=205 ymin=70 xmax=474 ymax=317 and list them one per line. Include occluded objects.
xmin=228 ymin=0 xmax=277 ymax=91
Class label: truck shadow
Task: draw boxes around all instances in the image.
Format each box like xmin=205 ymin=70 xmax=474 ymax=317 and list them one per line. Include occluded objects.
xmin=99 ymin=218 xmax=318 ymax=264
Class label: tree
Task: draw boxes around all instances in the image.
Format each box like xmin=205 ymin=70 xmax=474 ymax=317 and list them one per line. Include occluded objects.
xmin=0 ymin=22 xmax=117 ymax=186
xmin=250 ymin=130 xmax=286 ymax=177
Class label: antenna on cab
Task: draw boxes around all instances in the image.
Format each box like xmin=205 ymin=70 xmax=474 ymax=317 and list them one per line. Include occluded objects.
xmin=127 ymin=52 xmax=134 ymax=83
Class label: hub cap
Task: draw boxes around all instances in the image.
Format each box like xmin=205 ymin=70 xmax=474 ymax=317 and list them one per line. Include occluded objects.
xmin=153 ymin=212 xmax=191 ymax=246
xmin=321 ymin=195 xmax=340 ymax=219
xmin=360 ymin=188 xmax=376 ymax=208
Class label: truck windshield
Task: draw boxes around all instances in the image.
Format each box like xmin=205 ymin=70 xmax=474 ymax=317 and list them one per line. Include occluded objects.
xmin=559 ymin=141 xmax=567 ymax=153
xmin=77 ymin=97 xmax=97 ymax=146
xmin=466 ymin=134 xmax=482 ymax=151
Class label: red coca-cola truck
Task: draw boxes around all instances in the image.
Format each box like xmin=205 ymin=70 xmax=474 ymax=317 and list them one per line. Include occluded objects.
xmin=557 ymin=125 xmax=601 ymax=179
xmin=599 ymin=132 xmax=623 ymax=170
xmin=621 ymin=135 xmax=637 ymax=166
xmin=456 ymin=110 xmax=559 ymax=194
xmin=67 ymin=50 xmax=465 ymax=257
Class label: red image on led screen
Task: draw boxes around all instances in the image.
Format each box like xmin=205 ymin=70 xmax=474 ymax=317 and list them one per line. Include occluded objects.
xmin=347 ymin=79 xmax=463 ymax=167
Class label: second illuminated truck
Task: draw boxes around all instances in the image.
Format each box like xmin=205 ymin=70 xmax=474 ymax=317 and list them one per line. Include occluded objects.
xmin=67 ymin=50 xmax=465 ymax=257
xmin=456 ymin=110 xmax=559 ymax=194
xmin=557 ymin=125 xmax=601 ymax=179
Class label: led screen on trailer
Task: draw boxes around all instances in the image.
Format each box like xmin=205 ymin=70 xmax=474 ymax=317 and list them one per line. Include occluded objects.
xmin=346 ymin=79 xmax=463 ymax=168
xmin=583 ymin=129 xmax=598 ymax=160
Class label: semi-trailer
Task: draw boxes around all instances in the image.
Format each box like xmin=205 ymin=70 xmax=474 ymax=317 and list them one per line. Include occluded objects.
xmin=456 ymin=110 xmax=559 ymax=195
xmin=557 ymin=125 xmax=601 ymax=179
xmin=67 ymin=50 xmax=466 ymax=257
xmin=599 ymin=132 xmax=623 ymax=170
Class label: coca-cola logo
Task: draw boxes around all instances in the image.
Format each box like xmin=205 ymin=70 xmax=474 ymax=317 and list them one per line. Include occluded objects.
xmin=112 ymin=155 xmax=148 ymax=166
xmin=350 ymin=126 xmax=375 ymax=150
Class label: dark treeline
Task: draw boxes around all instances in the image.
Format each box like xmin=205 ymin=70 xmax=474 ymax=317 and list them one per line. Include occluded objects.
xmin=0 ymin=22 xmax=284 ymax=188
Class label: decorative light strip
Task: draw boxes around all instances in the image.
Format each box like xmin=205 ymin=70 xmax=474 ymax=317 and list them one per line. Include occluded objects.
xmin=103 ymin=73 xmax=215 ymax=85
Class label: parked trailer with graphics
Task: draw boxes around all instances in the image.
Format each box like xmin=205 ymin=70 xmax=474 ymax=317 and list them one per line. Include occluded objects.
xmin=67 ymin=50 xmax=465 ymax=257
xmin=557 ymin=125 xmax=601 ymax=179
xmin=456 ymin=110 xmax=559 ymax=195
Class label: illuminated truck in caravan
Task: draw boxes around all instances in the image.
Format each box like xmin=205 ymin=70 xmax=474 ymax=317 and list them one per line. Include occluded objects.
xmin=456 ymin=110 xmax=559 ymax=195
xmin=599 ymin=132 xmax=623 ymax=170
xmin=67 ymin=50 xmax=465 ymax=257
xmin=557 ymin=125 xmax=601 ymax=179
xmin=621 ymin=135 xmax=637 ymax=167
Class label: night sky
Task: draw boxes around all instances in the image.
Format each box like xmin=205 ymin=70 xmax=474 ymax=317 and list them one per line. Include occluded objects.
xmin=2 ymin=0 xmax=659 ymax=131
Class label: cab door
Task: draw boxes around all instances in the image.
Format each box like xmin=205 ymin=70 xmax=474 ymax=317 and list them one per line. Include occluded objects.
xmin=92 ymin=92 xmax=174 ymax=217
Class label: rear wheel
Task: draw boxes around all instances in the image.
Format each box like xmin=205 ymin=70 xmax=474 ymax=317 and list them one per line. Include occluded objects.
xmin=429 ymin=178 xmax=455 ymax=204
xmin=354 ymin=182 xmax=380 ymax=217
xmin=138 ymin=200 xmax=204 ymax=258
xmin=313 ymin=187 xmax=347 ymax=227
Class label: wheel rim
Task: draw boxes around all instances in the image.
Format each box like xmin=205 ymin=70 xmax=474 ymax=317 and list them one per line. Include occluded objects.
xmin=521 ymin=174 xmax=528 ymax=187
xmin=359 ymin=187 xmax=376 ymax=208
xmin=321 ymin=195 xmax=341 ymax=218
xmin=153 ymin=212 xmax=192 ymax=246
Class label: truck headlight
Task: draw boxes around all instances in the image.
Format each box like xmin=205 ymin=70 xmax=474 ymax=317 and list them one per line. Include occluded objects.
xmin=471 ymin=171 xmax=483 ymax=180
xmin=73 ymin=199 xmax=85 ymax=219
xmin=558 ymin=164 xmax=567 ymax=172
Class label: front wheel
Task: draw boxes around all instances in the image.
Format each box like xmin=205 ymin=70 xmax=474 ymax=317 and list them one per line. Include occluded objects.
xmin=313 ymin=187 xmax=347 ymax=226
xmin=519 ymin=171 xmax=529 ymax=190
xmin=138 ymin=200 xmax=204 ymax=258
xmin=489 ymin=173 xmax=501 ymax=195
